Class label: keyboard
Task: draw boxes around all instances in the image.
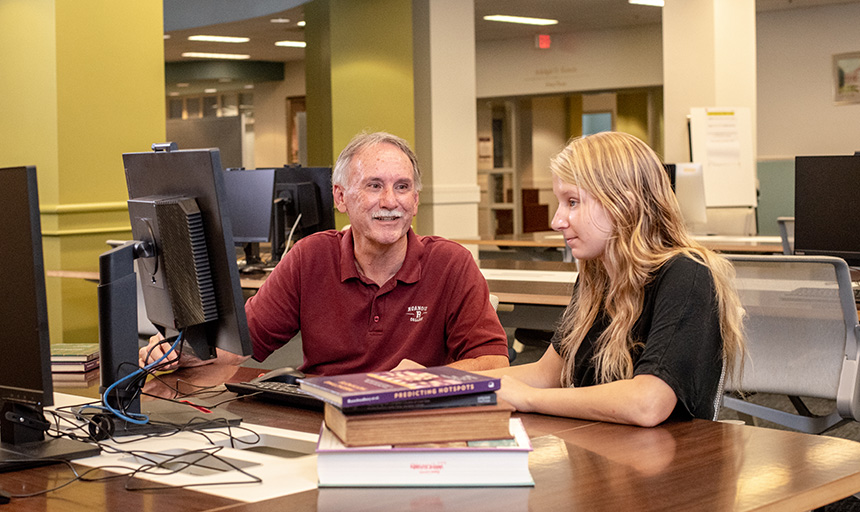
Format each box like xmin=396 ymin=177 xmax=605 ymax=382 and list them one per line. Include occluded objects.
xmin=225 ymin=380 xmax=325 ymax=411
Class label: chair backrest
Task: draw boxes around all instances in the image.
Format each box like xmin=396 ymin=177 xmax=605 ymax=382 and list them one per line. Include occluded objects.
xmin=724 ymin=254 xmax=860 ymax=432
xmin=776 ymin=216 xmax=795 ymax=255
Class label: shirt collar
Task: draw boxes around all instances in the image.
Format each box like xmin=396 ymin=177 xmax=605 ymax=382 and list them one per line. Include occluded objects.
xmin=338 ymin=227 xmax=423 ymax=284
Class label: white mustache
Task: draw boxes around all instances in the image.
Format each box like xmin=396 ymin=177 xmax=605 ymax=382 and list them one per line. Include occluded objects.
xmin=372 ymin=209 xmax=404 ymax=220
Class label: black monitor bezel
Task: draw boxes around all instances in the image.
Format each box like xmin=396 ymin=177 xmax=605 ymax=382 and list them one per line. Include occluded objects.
xmin=224 ymin=168 xmax=277 ymax=244
xmin=0 ymin=165 xmax=53 ymax=408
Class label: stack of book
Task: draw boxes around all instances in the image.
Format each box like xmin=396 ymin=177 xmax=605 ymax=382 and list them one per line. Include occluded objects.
xmin=299 ymin=366 xmax=534 ymax=487
xmin=50 ymin=342 xmax=100 ymax=387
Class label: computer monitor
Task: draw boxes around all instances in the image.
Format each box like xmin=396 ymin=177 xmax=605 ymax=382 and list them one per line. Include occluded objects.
xmin=271 ymin=166 xmax=335 ymax=258
xmin=93 ymin=146 xmax=251 ymax=436
xmin=794 ymin=154 xmax=860 ymax=266
xmin=223 ymin=168 xmax=276 ymax=270
xmin=666 ymin=163 xmax=708 ymax=234
xmin=0 ymin=166 xmax=99 ymax=470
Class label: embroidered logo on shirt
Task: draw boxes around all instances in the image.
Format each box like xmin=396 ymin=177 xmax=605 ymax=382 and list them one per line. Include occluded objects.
xmin=406 ymin=305 xmax=428 ymax=323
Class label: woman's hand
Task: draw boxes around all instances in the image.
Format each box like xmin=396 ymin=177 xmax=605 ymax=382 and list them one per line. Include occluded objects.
xmin=496 ymin=375 xmax=539 ymax=413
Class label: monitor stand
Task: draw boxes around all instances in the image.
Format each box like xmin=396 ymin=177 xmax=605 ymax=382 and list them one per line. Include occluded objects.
xmin=0 ymin=401 xmax=100 ymax=472
xmin=94 ymin=241 xmax=244 ymax=439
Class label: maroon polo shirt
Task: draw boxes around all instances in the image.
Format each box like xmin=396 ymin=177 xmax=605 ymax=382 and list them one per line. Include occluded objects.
xmin=245 ymin=228 xmax=508 ymax=376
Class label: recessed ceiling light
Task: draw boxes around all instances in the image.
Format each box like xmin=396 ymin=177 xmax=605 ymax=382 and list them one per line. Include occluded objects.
xmin=275 ymin=40 xmax=306 ymax=48
xmin=181 ymin=52 xmax=250 ymax=60
xmin=164 ymin=34 xmax=171 ymax=40
xmin=483 ymin=15 xmax=558 ymax=26
xmin=629 ymin=0 xmax=664 ymax=6
xmin=168 ymin=92 xmax=180 ymax=97
xmin=297 ymin=21 xmax=306 ymax=27
xmin=176 ymin=83 xmax=190 ymax=88
xmin=204 ymin=88 xmax=217 ymax=94
xmin=244 ymin=84 xmax=255 ymax=90
xmin=270 ymin=18 xmax=290 ymax=23
xmin=188 ymin=35 xmax=250 ymax=43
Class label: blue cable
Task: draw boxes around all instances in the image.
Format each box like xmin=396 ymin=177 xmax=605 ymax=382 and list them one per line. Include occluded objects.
xmin=98 ymin=332 xmax=184 ymax=425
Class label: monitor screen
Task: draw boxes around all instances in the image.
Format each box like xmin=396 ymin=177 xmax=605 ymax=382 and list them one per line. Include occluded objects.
xmin=272 ymin=166 xmax=335 ymax=254
xmin=794 ymin=155 xmax=860 ymax=266
xmin=123 ymin=148 xmax=253 ymax=360
xmin=0 ymin=166 xmax=100 ymax=468
xmin=665 ymin=163 xmax=708 ymax=233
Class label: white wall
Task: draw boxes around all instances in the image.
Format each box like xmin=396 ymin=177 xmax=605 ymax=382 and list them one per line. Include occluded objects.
xmin=476 ymin=25 xmax=663 ymax=99
xmin=757 ymin=3 xmax=860 ymax=158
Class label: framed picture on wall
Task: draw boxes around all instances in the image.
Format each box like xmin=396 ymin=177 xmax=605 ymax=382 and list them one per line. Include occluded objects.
xmin=833 ymin=52 xmax=860 ymax=104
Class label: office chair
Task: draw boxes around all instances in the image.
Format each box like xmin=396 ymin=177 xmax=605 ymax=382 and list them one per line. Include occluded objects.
xmin=776 ymin=216 xmax=795 ymax=255
xmin=722 ymin=254 xmax=860 ymax=434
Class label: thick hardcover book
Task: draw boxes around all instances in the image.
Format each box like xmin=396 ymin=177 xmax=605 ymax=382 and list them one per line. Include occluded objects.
xmin=316 ymin=417 xmax=533 ymax=487
xmin=51 ymin=358 xmax=100 ymax=373
xmin=323 ymin=401 xmax=514 ymax=447
xmin=341 ymin=391 xmax=497 ymax=415
xmin=299 ymin=366 xmax=501 ymax=409
xmin=50 ymin=343 xmax=100 ymax=362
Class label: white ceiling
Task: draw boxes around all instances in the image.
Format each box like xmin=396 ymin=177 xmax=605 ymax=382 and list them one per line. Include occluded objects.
xmin=163 ymin=0 xmax=860 ymax=92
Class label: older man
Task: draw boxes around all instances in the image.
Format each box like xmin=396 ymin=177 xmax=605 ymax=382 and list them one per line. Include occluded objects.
xmin=140 ymin=132 xmax=509 ymax=375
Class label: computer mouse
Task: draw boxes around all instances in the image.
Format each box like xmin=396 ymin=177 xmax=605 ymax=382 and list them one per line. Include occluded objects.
xmin=251 ymin=367 xmax=306 ymax=385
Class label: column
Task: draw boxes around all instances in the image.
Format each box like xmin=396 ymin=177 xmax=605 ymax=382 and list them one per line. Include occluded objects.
xmin=304 ymin=0 xmax=480 ymax=239
xmin=0 ymin=0 xmax=165 ymax=342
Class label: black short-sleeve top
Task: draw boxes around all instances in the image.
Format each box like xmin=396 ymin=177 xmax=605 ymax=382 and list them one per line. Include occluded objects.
xmin=552 ymin=255 xmax=724 ymax=420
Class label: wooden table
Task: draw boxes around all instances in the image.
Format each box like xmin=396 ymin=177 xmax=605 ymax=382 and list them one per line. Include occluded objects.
xmin=5 ymin=366 xmax=860 ymax=511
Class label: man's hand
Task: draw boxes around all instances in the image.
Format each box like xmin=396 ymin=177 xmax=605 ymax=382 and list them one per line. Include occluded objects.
xmin=138 ymin=333 xmax=208 ymax=371
xmin=391 ymin=358 xmax=426 ymax=371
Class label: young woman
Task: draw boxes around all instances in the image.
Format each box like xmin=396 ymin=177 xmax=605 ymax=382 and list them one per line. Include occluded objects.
xmin=488 ymin=132 xmax=745 ymax=426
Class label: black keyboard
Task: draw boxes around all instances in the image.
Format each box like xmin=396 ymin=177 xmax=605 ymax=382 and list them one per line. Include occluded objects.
xmin=225 ymin=380 xmax=325 ymax=411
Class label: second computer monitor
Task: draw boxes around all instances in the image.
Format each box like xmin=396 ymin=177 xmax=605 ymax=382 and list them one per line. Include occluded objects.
xmin=794 ymin=154 xmax=860 ymax=266
xmin=272 ymin=166 xmax=335 ymax=256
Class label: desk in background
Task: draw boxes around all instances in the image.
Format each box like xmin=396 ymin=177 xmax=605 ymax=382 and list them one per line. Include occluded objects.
xmin=4 ymin=365 xmax=860 ymax=511
xmin=453 ymin=232 xmax=785 ymax=258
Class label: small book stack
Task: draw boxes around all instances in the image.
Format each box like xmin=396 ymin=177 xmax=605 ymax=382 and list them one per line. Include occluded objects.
xmin=300 ymin=366 xmax=512 ymax=446
xmin=50 ymin=343 xmax=100 ymax=387
xmin=300 ymin=366 xmax=534 ymax=487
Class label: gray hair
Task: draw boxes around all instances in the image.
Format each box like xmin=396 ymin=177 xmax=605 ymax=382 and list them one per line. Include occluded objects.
xmin=331 ymin=132 xmax=422 ymax=191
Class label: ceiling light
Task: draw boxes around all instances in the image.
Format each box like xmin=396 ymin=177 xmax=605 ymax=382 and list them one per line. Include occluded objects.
xmin=629 ymin=0 xmax=664 ymax=6
xmin=275 ymin=40 xmax=306 ymax=48
xmin=164 ymin=34 xmax=171 ymax=40
xmin=483 ymin=15 xmax=558 ymax=26
xmin=188 ymin=35 xmax=250 ymax=43
xmin=168 ymin=92 xmax=180 ymax=97
xmin=181 ymin=52 xmax=250 ymax=60
xmin=204 ymin=88 xmax=217 ymax=94
xmin=176 ymin=83 xmax=190 ymax=88
xmin=270 ymin=18 xmax=290 ymax=23
xmin=297 ymin=21 xmax=306 ymax=27
xmin=244 ymin=84 xmax=255 ymax=90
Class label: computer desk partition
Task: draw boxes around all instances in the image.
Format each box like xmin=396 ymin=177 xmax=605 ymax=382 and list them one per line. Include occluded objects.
xmin=10 ymin=365 xmax=860 ymax=511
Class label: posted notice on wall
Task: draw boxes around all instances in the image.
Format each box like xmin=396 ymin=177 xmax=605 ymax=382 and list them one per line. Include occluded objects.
xmin=689 ymin=107 xmax=757 ymax=208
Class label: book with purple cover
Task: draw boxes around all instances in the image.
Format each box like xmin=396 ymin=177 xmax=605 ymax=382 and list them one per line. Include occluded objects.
xmin=299 ymin=366 xmax=500 ymax=409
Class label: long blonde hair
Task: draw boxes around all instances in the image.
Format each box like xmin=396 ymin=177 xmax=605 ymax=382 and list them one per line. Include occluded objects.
xmin=552 ymin=132 xmax=745 ymax=387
